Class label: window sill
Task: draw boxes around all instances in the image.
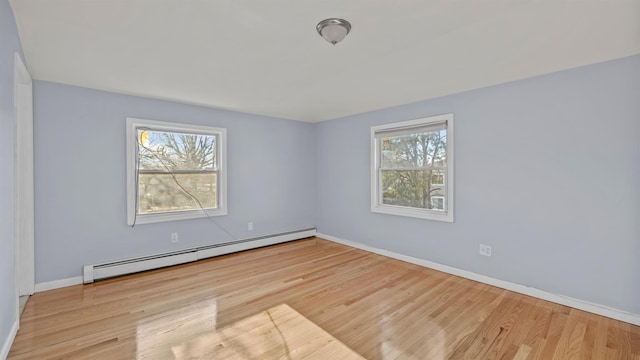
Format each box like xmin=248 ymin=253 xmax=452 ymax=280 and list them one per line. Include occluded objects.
xmin=371 ymin=204 xmax=453 ymax=222
xmin=129 ymin=208 xmax=227 ymax=225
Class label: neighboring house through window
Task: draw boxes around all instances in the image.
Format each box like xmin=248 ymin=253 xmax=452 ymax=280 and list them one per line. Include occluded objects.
xmin=126 ymin=117 xmax=227 ymax=225
xmin=430 ymin=196 xmax=445 ymax=211
xmin=370 ymin=113 xmax=454 ymax=222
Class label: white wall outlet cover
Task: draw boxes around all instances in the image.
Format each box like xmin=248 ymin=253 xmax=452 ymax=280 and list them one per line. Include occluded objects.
xmin=479 ymin=244 xmax=492 ymax=256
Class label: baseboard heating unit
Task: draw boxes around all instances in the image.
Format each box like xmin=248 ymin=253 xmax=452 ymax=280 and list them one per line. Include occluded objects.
xmin=83 ymin=228 xmax=316 ymax=283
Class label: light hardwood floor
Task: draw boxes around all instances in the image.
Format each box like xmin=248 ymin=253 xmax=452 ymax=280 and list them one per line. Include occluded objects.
xmin=9 ymin=237 xmax=640 ymax=359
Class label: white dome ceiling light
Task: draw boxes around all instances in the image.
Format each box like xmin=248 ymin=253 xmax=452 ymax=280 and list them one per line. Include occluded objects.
xmin=316 ymin=18 xmax=352 ymax=45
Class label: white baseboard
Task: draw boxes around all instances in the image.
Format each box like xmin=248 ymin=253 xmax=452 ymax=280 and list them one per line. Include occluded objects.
xmin=1 ymin=320 xmax=19 ymax=360
xmin=317 ymin=232 xmax=640 ymax=327
xmin=35 ymin=276 xmax=83 ymax=293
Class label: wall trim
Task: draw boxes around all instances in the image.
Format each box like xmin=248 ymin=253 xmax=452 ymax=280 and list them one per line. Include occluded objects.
xmin=1 ymin=320 xmax=19 ymax=360
xmin=317 ymin=232 xmax=640 ymax=326
xmin=35 ymin=276 xmax=83 ymax=292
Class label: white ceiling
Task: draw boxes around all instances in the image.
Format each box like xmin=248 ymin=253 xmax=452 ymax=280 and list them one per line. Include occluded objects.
xmin=9 ymin=0 xmax=640 ymax=122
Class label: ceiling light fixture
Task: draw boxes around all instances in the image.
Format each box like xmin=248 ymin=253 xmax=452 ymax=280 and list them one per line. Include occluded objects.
xmin=316 ymin=18 xmax=351 ymax=45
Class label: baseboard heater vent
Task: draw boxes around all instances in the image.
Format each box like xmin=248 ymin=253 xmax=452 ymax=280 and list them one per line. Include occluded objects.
xmin=83 ymin=228 xmax=316 ymax=283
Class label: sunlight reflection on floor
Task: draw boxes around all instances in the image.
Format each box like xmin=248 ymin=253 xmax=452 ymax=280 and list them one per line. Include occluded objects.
xmin=168 ymin=304 xmax=364 ymax=359
xmin=136 ymin=298 xmax=218 ymax=359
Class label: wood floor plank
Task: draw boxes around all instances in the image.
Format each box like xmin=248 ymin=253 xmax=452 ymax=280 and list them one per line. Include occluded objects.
xmin=8 ymin=237 xmax=640 ymax=359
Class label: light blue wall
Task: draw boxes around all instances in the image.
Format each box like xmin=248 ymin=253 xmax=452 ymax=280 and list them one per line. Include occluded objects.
xmin=26 ymin=40 xmax=640 ymax=320
xmin=33 ymin=81 xmax=316 ymax=283
xmin=315 ymin=55 xmax=640 ymax=314
xmin=0 ymin=0 xmax=25 ymax=351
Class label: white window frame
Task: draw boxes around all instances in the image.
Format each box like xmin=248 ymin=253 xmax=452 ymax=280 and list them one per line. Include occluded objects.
xmin=370 ymin=113 xmax=454 ymax=222
xmin=126 ymin=117 xmax=227 ymax=225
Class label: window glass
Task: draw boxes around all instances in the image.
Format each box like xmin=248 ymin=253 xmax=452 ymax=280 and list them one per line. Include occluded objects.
xmin=137 ymin=130 xmax=218 ymax=214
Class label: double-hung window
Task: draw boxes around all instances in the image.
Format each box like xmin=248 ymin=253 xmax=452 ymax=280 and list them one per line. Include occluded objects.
xmin=126 ymin=117 xmax=227 ymax=225
xmin=371 ymin=113 xmax=454 ymax=222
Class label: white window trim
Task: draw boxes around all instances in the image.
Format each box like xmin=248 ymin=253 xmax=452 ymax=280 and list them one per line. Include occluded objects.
xmin=126 ymin=117 xmax=227 ymax=225
xmin=370 ymin=113 xmax=454 ymax=222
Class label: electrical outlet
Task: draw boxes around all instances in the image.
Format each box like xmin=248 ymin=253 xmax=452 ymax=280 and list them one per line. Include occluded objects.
xmin=171 ymin=232 xmax=179 ymax=243
xmin=247 ymin=222 xmax=254 ymax=231
xmin=479 ymin=244 xmax=492 ymax=256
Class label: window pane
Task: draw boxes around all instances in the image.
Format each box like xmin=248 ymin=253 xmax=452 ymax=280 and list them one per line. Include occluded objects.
xmin=380 ymin=129 xmax=446 ymax=168
xmin=136 ymin=129 xmax=218 ymax=214
xmin=138 ymin=130 xmax=216 ymax=171
xmin=381 ymin=170 xmax=446 ymax=210
xmin=138 ymin=172 xmax=217 ymax=214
